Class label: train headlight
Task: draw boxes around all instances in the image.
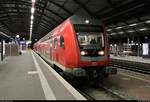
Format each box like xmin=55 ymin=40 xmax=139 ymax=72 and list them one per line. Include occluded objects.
xmin=81 ymin=51 xmax=88 ymax=56
xmin=98 ymin=51 xmax=104 ymax=55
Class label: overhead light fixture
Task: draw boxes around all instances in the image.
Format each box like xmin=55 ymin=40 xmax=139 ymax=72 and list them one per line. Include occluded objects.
xmin=129 ymin=23 xmax=137 ymax=26
xmin=116 ymin=26 xmax=123 ymax=29
xmin=32 ymin=0 xmax=36 ymax=3
xmin=31 ymin=15 xmax=34 ymax=20
xmin=31 ymin=7 xmax=35 ymax=14
xmin=118 ymin=32 xmax=124 ymax=34
xmin=110 ymin=33 xmax=116 ymax=35
xmin=139 ymin=28 xmax=147 ymax=31
xmin=29 ymin=0 xmax=36 ymax=41
xmin=107 ymin=29 xmax=112 ymax=31
xmin=31 ymin=20 xmax=33 ymax=25
xmin=131 ymin=41 xmax=134 ymax=43
xmin=128 ymin=30 xmax=134 ymax=33
xmin=85 ymin=19 xmax=89 ymax=24
xmin=146 ymin=20 xmax=150 ymax=23
xmin=16 ymin=35 xmax=20 ymax=38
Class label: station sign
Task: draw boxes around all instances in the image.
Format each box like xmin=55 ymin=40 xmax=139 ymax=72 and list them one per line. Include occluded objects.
xmin=142 ymin=43 xmax=149 ymax=55
xmin=1 ymin=40 xmax=5 ymax=61
xmin=142 ymin=43 xmax=150 ymax=58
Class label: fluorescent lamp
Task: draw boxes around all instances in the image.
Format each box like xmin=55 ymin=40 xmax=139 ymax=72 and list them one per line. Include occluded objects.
xmin=31 ymin=7 xmax=35 ymax=14
xmin=139 ymin=28 xmax=147 ymax=31
xmin=31 ymin=15 xmax=34 ymax=20
xmin=118 ymin=32 xmax=124 ymax=34
xmin=31 ymin=21 xmax=33 ymax=25
xmin=107 ymin=29 xmax=112 ymax=31
xmin=146 ymin=20 xmax=150 ymax=23
xmin=16 ymin=35 xmax=20 ymax=38
xmin=128 ymin=30 xmax=134 ymax=33
xmin=110 ymin=33 xmax=116 ymax=35
xmin=129 ymin=23 xmax=137 ymax=26
xmin=32 ymin=0 xmax=36 ymax=3
xmin=116 ymin=27 xmax=122 ymax=29
xmin=85 ymin=19 xmax=89 ymax=24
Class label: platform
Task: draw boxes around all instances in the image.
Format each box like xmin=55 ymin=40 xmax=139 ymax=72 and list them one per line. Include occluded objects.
xmin=0 ymin=50 xmax=86 ymax=100
xmin=110 ymin=54 xmax=150 ymax=64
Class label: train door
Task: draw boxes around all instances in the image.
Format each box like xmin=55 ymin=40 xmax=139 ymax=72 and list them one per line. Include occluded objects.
xmin=50 ymin=38 xmax=53 ymax=61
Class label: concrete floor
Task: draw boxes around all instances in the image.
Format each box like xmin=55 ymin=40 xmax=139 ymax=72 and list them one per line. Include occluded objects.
xmin=103 ymin=68 xmax=150 ymax=100
xmin=0 ymin=50 xmax=86 ymax=100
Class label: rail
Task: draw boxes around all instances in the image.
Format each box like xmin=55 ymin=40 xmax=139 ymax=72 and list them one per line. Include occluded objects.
xmin=110 ymin=59 xmax=150 ymax=75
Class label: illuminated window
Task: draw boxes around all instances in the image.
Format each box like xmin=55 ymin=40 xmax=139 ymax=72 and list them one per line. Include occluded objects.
xmin=54 ymin=38 xmax=57 ymax=49
xmin=60 ymin=36 xmax=65 ymax=48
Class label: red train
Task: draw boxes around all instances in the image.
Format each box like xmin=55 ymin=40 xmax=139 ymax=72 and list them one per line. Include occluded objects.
xmin=34 ymin=15 xmax=117 ymax=82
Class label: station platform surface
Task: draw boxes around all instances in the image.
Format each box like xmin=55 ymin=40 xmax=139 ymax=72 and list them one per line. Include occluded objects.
xmin=0 ymin=50 xmax=86 ymax=100
xmin=110 ymin=54 xmax=150 ymax=64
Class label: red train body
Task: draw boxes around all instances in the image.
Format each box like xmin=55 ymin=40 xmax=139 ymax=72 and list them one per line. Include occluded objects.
xmin=34 ymin=15 xmax=116 ymax=79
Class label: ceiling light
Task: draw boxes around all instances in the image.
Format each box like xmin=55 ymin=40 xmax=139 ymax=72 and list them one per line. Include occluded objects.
xmin=131 ymin=41 xmax=134 ymax=43
xmin=118 ymin=32 xmax=124 ymax=34
xmin=31 ymin=7 xmax=35 ymax=14
xmin=116 ymin=27 xmax=123 ymax=29
xmin=146 ymin=20 xmax=150 ymax=23
xmin=85 ymin=19 xmax=89 ymax=24
xmin=31 ymin=15 xmax=34 ymax=20
xmin=110 ymin=33 xmax=116 ymax=35
xmin=128 ymin=30 xmax=134 ymax=33
xmin=107 ymin=29 xmax=112 ymax=31
xmin=32 ymin=0 xmax=36 ymax=3
xmin=129 ymin=23 xmax=137 ymax=26
xmin=16 ymin=35 xmax=20 ymax=38
xmin=139 ymin=28 xmax=147 ymax=31
xmin=31 ymin=21 xmax=33 ymax=25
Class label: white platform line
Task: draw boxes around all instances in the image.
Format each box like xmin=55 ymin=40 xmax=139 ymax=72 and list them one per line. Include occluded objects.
xmin=31 ymin=51 xmax=56 ymax=100
xmin=33 ymin=51 xmax=86 ymax=100
xmin=28 ymin=71 xmax=38 ymax=75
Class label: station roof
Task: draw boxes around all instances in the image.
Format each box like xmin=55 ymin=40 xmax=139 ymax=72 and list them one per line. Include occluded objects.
xmin=0 ymin=0 xmax=150 ymax=41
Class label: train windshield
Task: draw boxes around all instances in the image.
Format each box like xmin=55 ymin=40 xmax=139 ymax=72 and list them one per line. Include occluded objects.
xmin=74 ymin=24 xmax=104 ymax=50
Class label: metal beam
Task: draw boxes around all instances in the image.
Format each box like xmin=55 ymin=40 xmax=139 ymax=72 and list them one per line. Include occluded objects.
xmin=73 ymin=0 xmax=97 ymax=18
xmin=48 ymin=0 xmax=73 ymax=15
xmin=35 ymin=0 xmax=50 ymax=34
xmin=0 ymin=1 xmax=65 ymax=21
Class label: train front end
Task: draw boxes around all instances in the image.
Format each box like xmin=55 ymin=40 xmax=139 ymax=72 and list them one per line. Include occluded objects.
xmin=69 ymin=15 xmax=117 ymax=78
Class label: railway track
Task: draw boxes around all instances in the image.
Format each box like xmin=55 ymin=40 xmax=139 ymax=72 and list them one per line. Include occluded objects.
xmin=76 ymin=84 xmax=125 ymax=100
xmin=38 ymin=54 xmax=129 ymax=100
xmin=110 ymin=59 xmax=150 ymax=75
xmin=111 ymin=64 xmax=150 ymax=75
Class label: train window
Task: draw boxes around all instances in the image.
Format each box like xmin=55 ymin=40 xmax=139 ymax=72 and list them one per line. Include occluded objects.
xmin=60 ymin=36 xmax=65 ymax=48
xmin=54 ymin=38 xmax=58 ymax=49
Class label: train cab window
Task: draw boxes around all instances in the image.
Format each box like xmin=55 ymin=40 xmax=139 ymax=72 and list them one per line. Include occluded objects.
xmin=60 ymin=36 xmax=65 ymax=48
xmin=74 ymin=24 xmax=105 ymax=50
xmin=54 ymin=38 xmax=58 ymax=49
